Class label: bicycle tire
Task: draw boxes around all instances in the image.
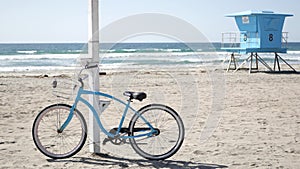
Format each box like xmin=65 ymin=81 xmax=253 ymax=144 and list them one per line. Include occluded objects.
xmin=129 ymin=104 xmax=184 ymax=160
xmin=32 ymin=104 xmax=87 ymax=159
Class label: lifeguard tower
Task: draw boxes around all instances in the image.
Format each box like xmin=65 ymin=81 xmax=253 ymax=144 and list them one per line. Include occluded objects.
xmin=222 ymin=10 xmax=296 ymax=73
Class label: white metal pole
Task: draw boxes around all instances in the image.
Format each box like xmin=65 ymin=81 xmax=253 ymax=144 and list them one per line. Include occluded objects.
xmin=88 ymin=0 xmax=100 ymax=153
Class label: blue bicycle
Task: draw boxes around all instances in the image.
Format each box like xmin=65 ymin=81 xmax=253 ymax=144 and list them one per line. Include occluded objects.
xmin=32 ymin=65 xmax=185 ymax=160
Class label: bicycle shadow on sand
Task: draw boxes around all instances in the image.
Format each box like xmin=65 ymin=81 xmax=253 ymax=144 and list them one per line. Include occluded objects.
xmin=47 ymin=153 xmax=228 ymax=169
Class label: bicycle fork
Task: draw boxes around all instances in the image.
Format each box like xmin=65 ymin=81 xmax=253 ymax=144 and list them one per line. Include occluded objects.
xmin=57 ymin=104 xmax=77 ymax=133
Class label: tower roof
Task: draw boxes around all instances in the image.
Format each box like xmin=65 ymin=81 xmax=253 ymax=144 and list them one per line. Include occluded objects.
xmin=225 ymin=10 xmax=293 ymax=17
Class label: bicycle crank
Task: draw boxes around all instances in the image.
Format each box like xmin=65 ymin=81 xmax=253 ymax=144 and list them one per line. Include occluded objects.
xmin=102 ymin=128 xmax=127 ymax=145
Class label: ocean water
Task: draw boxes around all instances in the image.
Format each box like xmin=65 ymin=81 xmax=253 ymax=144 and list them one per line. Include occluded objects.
xmin=0 ymin=43 xmax=300 ymax=72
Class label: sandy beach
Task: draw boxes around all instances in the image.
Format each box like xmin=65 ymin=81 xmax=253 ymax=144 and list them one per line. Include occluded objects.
xmin=0 ymin=66 xmax=299 ymax=169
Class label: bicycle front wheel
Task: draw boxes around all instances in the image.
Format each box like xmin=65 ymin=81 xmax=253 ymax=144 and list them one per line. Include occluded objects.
xmin=129 ymin=104 xmax=185 ymax=160
xmin=32 ymin=104 xmax=87 ymax=159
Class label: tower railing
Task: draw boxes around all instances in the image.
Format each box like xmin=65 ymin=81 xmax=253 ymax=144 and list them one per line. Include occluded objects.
xmin=222 ymin=32 xmax=288 ymax=49
xmin=282 ymin=32 xmax=288 ymax=48
xmin=221 ymin=32 xmax=240 ymax=49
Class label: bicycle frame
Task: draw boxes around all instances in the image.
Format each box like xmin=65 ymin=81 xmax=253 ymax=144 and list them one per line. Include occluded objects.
xmin=59 ymin=87 xmax=156 ymax=139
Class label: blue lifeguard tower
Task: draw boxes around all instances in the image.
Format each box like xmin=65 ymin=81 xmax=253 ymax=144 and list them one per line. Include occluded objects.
xmin=222 ymin=10 xmax=296 ymax=73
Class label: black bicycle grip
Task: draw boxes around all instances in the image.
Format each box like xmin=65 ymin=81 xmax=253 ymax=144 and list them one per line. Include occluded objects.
xmin=99 ymin=72 xmax=107 ymax=75
xmin=85 ymin=64 xmax=98 ymax=69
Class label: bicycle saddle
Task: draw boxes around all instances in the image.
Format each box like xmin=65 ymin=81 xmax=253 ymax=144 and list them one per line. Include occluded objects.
xmin=123 ymin=91 xmax=147 ymax=101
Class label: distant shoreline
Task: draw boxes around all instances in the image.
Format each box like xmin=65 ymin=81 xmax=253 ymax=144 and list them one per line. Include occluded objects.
xmin=0 ymin=42 xmax=299 ymax=72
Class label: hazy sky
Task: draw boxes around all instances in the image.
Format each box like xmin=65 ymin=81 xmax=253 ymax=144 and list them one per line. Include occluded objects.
xmin=0 ymin=0 xmax=299 ymax=43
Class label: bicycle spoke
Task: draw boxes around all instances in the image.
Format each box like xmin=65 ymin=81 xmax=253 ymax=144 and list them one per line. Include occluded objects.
xmin=129 ymin=104 xmax=184 ymax=160
xmin=40 ymin=116 xmax=58 ymax=132
xmin=32 ymin=104 xmax=87 ymax=159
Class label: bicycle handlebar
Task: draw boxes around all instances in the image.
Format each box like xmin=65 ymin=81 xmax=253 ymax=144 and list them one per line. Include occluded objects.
xmin=85 ymin=64 xmax=98 ymax=69
xmin=76 ymin=64 xmax=97 ymax=88
xmin=77 ymin=64 xmax=106 ymax=88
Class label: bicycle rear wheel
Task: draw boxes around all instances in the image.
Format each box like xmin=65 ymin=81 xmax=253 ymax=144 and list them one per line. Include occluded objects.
xmin=129 ymin=104 xmax=184 ymax=160
xmin=32 ymin=104 xmax=87 ymax=159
